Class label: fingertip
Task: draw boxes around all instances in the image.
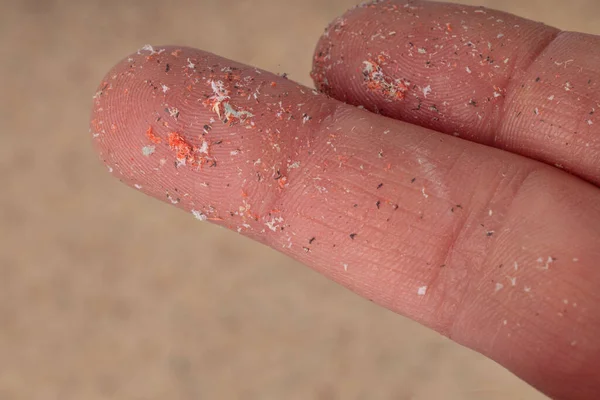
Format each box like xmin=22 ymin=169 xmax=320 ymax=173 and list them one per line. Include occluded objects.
xmin=311 ymin=0 xmax=558 ymax=140
xmin=88 ymin=44 xmax=341 ymax=238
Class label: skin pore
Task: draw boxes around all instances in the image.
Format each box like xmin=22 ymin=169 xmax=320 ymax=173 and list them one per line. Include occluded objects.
xmin=90 ymin=1 xmax=600 ymax=399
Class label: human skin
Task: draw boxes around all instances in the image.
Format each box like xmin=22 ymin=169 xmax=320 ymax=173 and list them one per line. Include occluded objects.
xmin=89 ymin=1 xmax=600 ymax=399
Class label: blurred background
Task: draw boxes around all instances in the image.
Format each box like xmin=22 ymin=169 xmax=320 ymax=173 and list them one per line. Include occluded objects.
xmin=1 ymin=0 xmax=599 ymax=399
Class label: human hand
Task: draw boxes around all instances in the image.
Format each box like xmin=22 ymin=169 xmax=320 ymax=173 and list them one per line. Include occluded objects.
xmin=90 ymin=1 xmax=600 ymax=399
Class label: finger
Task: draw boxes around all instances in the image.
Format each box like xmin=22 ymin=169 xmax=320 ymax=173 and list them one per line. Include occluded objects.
xmin=91 ymin=46 xmax=600 ymax=400
xmin=311 ymin=0 xmax=600 ymax=185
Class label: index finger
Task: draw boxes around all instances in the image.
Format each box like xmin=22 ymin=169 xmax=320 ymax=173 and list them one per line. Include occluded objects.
xmin=91 ymin=46 xmax=600 ymax=400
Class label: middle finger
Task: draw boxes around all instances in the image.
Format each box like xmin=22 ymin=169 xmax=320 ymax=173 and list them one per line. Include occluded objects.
xmin=311 ymin=0 xmax=600 ymax=185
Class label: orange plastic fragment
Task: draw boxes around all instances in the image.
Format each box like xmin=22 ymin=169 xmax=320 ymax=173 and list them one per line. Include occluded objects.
xmin=168 ymin=132 xmax=197 ymax=165
xmin=146 ymin=126 xmax=162 ymax=144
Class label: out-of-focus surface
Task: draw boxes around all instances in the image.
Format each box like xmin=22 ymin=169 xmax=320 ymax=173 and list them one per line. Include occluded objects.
xmin=1 ymin=0 xmax=598 ymax=398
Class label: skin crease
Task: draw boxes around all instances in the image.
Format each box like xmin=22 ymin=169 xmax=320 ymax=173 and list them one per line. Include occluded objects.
xmin=90 ymin=1 xmax=599 ymax=400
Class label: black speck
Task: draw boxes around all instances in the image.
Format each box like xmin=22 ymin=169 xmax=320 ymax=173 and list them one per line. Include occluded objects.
xmin=411 ymin=177 xmax=416 ymax=183
xmin=535 ymin=77 xmax=540 ymax=82
xmin=376 ymin=200 xmax=381 ymax=209
xmin=309 ymin=237 xmax=316 ymax=244
xmin=349 ymin=233 xmax=357 ymax=240
xmin=165 ymin=63 xmax=171 ymax=72
xmin=377 ymin=183 xmax=383 ymax=189
xmin=486 ymin=231 xmax=494 ymax=237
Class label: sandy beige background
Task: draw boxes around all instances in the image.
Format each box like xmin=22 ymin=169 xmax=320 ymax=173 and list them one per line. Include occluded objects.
xmin=1 ymin=0 xmax=599 ymax=399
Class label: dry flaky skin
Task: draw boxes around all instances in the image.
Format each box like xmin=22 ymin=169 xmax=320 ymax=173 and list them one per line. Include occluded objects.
xmin=91 ymin=35 xmax=600 ymax=400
